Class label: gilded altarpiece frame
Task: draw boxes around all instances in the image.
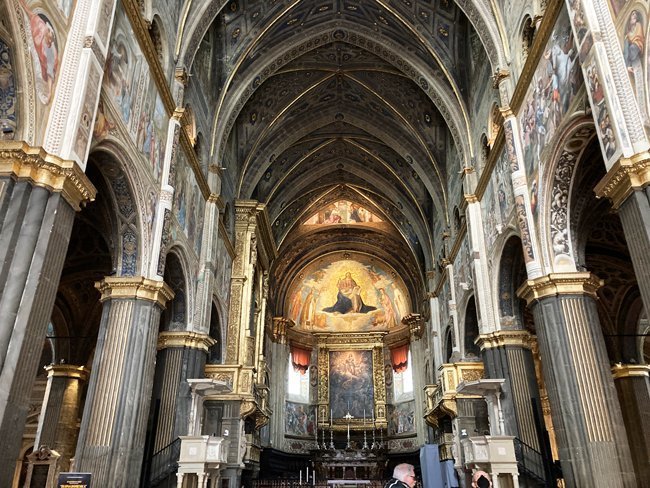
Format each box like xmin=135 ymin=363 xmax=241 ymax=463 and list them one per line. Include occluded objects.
xmin=316 ymin=333 xmax=387 ymax=430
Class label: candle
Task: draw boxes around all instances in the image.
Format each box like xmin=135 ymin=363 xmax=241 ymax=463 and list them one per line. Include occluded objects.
xmin=300 ymin=471 xmax=302 ymax=484
xmin=330 ymin=409 xmax=333 ymax=426
xmin=363 ymin=408 xmax=366 ymax=424
xmin=307 ymin=467 xmax=309 ymax=481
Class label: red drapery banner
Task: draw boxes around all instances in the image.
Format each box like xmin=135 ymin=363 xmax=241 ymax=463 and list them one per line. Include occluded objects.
xmin=390 ymin=344 xmax=409 ymax=373
xmin=290 ymin=344 xmax=311 ymax=375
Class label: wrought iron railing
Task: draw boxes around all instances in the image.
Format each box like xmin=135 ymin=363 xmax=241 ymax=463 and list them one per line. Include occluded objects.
xmin=148 ymin=438 xmax=181 ymax=486
xmin=513 ymin=437 xmax=547 ymax=485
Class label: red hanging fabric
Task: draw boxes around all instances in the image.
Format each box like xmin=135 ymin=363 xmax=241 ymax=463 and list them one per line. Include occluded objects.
xmin=391 ymin=344 xmax=409 ymax=373
xmin=290 ymin=345 xmax=311 ymax=375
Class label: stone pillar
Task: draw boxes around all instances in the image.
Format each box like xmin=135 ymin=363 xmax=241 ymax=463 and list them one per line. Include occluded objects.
xmin=611 ymin=364 xmax=650 ymax=483
xmin=74 ymin=277 xmax=173 ymax=487
xmin=517 ymin=273 xmax=636 ymax=487
xmin=153 ymin=332 xmax=214 ymax=451
xmin=0 ymin=143 xmax=95 ymax=487
xmin=33 ymin=365 xmax=89 ymax=471
xmin=477 ymin=331 xmax=540 ymax=450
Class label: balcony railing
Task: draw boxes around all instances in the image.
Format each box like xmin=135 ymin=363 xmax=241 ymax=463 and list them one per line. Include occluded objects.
xmin=148 ymin=437 xmax=181 ymax=486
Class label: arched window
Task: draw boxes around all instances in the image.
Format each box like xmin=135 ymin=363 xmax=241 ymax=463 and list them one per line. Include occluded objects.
xmin=393 ymin=350 xmax=414 ymax=401
xmin=287 ymin=353 xmax=310 ymax=402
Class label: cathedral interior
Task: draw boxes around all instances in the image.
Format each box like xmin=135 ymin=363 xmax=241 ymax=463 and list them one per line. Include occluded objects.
xmin=0 ymin=0 xmax=649 ymax=487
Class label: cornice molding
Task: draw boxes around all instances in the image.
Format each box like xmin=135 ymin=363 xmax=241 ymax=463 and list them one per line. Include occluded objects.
xmin=0 ymin=141 xmax=96 ymax=211
xmin=476 ymin=330 xmax=535 ymax=350
xmin=157 ymin=331 xmax=216 ymax=352
xmin=95 ymin=276 xmax=175 ymax=308
xmin=516 ymin=272 xmax=603 ymax=306
xmin=595 ymin=151 xmax=650 ymax=209
xmin=44 ymin=364 xmax=90 ymax=381
xmin=611 ymin=363 xmax=650 ymax=380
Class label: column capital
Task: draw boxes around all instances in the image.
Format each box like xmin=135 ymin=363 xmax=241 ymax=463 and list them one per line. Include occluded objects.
xmin=611 ymin=363 xmax=650 ymax=380
xmin=44 ymin=364 xmax=90 ymax=381
xmin=476 ymin=330 xmax=535 ymax=350
xmin=95 ymin=276 xmax=174 ymax=308
xmin=595 ymin=151 xmax=650 ymax=209
xmin=157 ymin=331 xmax=216 ymax=352
xmin=516 ymin=272 xmax=603 ymax=306
xmin=0 ymin=141 xmax=96 ymax=211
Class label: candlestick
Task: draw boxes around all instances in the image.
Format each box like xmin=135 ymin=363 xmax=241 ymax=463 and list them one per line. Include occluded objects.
xmin=330 ymin=408 xmax=333 ymax=426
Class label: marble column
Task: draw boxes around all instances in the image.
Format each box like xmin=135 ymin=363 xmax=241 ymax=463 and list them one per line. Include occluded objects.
xmin=611 ymin=364 xmax=650 ymax=484
xmin=477 ymin=331 xmax=540 ymax=450
xmin=33 ymin=365 xmax=89 ymax=471
xmin=152 ymin=332 xmax=214 ymax=451
xmin=0 ymin=143 xmax=95 ymax=487
xmin=74 ymin=277 xmax=173 ymax=487
xmin=518 ymin=273 xmax=636 ymax=487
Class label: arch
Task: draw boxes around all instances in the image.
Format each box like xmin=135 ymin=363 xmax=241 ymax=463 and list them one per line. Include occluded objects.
xmin=539 ymin=117 xmax=597 ymax=272
xmin=496 ymin=234 xmax=528 ymax=329
xmin=208 ymin=298 xmax=224 ymax=364
xmin=444 ymin=326 xmax=454 ymax=364
xmin=462 ymin=296 xmax=480 ymax=358
xmin=160 ymin=249 xmax=188 ymax=332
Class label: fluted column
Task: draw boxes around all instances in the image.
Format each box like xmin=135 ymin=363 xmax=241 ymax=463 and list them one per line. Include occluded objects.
xmin=518 ymin=273 xmax=636 ymax=487
xmin=152 ymin=332 xmax=214 ymax=451
xmin=33 ymin=365 xmax=89 ymax=471
xmin=477 ymin=331 xmax=540 ymax=450
xmin=0 ymin=143 xmax=95 ymax=487
xmin=74 ymin=277 xmax=173 ymax=487
xmin=611 ymin=364 xmax=650 ymax=483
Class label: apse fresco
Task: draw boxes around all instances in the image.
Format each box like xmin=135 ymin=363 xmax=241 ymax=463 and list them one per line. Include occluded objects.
xmin=519 ymin=10 xmax=582 ymax=192
xmin=103 ymin=7 xmax=169 ymax=183
xmin=303 ymin=200 xmax=382 ymax=225
xmin=285 ymin=402 xmax=316 ymax=437
xmin=287 ymin=257 xmax=409 ymax=332
xmin=388 ymin=401 xmax=415 ymax=435
xmin=329 ymin=350 xmax=374 ymax=419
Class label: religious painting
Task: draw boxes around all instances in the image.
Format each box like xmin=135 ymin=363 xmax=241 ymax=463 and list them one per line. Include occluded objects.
xmin=329 ymin=350 xmax=374 ymax=419
xmin=388 ymin=401 xmax=415 ymax=435
xmin=57 ymin=0 xmax=73 ymax=18
xmin=285 ymin=401 xmax=316 ymax=437
xmin=623 ymin=8 xmax=650 ymax=129
xmin=0 ymin=39 xmax=17 ymax=136
xmin=20 ymin=1 xmax=59 ymax=104
xmin=173 ymin=151 xmax=205 ymax=256
xmin=303 ymin=200 xmax=382 ymax=225
xmin=287 ymin=256 xmax=410 ymax=332
xmin=584 ymin=58 xmax=618 ymax=161
xmin=519 ymin=10 xmax=582 ymax=188
xmin=103 ymin=6 xmax=170 ymax=184
xmin=481 ymin=148 xmax=515 ymax=252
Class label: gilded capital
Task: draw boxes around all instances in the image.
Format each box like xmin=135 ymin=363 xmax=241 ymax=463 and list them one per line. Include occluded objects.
xmin=516 ymin=272 xmax=603 ymax=306
xmin=45 ymin=364 xmax=90 ymax=381
xmin=611 ymin=363 xmax=650 ymax=380
xmin=0 ymin=141 xmax=96 ymax=211
xmin=595 ymin=151 xmax=650 ymax=209
xmin=95 ymin=276 xmax=174 ymax=308
xmin=476 ymin=330 xmax=535 ymax=350
xmin=157 ymin=331 xmax=216 ymax=352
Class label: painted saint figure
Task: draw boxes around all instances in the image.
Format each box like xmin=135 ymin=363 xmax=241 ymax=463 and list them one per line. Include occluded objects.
xmin=624 ymin=10 xmax=648 ymax=125
xmin=323 ymin=272 xmax=376 ymax=314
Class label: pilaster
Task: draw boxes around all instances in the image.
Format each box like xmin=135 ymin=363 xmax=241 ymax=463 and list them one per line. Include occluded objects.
xmin=151 ymin=332 xmax=214 ymax=452
xmin=611 ymin=364 xmax=650 ymax=483
xmin=74 ymin=276 xmax=173 ymax=487
xmin=0 ymin=143 xmax=95 ymax=488
xmin=477 ymin=331 xmax=540 ymax=450
xmin=517 ymin=273 xmax=636 ymax=487
xmin=33 ymin=365 xmax=90 ymax=471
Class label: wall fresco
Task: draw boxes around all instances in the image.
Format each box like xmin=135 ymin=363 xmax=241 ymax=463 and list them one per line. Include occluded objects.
xmin=388 ymin=400 xmax=415 ymax=435
xmin=286 ymin=256 xmax=410 ymax=332
xmin=481 ymin=149 xmax=515 ymax=251
xmin=304 ymin=200 xmax=382 ymax=225
xmin=0 ymin=39 xmax=17 ymax=136
xmin=172 ymin=150 xmax=205 ymax=256
xmin=285 ymin=401 xmax=316 ymax=437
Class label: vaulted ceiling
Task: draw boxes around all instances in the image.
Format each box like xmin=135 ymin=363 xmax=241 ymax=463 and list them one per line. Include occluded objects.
xmin=179 ymin=0 xmax=500 ymax=312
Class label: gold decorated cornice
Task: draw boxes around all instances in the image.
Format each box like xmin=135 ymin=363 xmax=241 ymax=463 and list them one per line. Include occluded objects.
xmin=157 ymin=331 xmax=216 ymax=352
xmin=612 ymin=363 xmax=650 ymax=380
xmin=208 ymin=193 xmax=226 ymax=209
xmin=0 ymin=141 xmax=96 ymax=211
xmin=476 ymin=330 xmax=535 ymax=350
xmin=595 ymin=151 xmax=650 ymax=209
xmin=45 ymin=364 xmax=90 ymax=381
xmin=95 ymin=276 xmax=175 ymax=308
xmin=516 ymin=272 xmax=603 ymax=306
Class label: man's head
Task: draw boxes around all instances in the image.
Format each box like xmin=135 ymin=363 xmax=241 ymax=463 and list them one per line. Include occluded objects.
xmin=471 ymin=470 xmax=492 ymax=488
xmin=393 ymin=463 xmax=416 ymax=487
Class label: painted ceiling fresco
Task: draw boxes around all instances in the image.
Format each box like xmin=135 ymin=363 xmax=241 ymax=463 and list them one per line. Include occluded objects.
xmin=287 ymin=256 xmax=410 ymax=333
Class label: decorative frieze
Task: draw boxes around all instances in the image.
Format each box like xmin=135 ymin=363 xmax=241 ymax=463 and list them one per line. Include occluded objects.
xmin=517 ymin=272 xmax=603 ymax=306
xmin=95 ymin=276 xmax=174 ymax=308
xmin=476 ymin=330 xmax=535 ymax=351
xmin=157 ymin=331 xmax=216 ymax=352
xmin=595 ymin=151 xmax=650 ymax=209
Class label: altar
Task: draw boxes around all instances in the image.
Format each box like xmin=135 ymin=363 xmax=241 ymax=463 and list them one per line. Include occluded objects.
xmin=314 ymin=448 xmax=387 ymax=483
